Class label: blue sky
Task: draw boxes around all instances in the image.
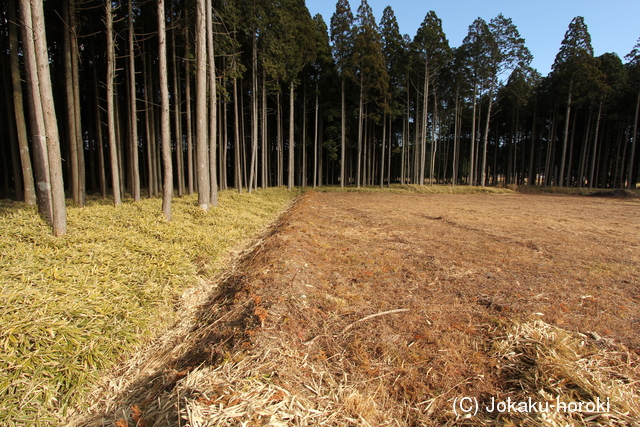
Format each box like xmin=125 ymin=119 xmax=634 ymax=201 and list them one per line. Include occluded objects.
xmin=305 ymin=0 xmax=640 ymax=77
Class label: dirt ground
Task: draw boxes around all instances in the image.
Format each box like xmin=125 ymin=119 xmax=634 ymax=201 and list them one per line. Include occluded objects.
xmin=77 ymin=191 xmax=640 ymax=426
xmin=260 ymin=191 xmax=640 ymax=349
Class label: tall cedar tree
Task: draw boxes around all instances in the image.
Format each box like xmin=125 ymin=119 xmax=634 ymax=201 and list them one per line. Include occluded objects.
xmin=158 ymin=0 xmax=173 ymax=220
xmin=480 ymin=14 xmax=532 ymax=186
xmin=330 ymin=0 xmax=354 ymax=187
xmin=551 ymin=16 xmax=602 ymax=187
xmin=625 ymin=38 xmax=640 ymax=188
xmin=379 ymin=6 xmax=407 ymax=187
xmin=310 ymin=14 xmax=335 ymax=188
xmin=412 ymin=11 xmax=451 ymax=185
xmin=352 ymin=0 xmax=389 ymax=187
xmin=7 ymin=1 xmax=37 ymax=205
xmin=195 ymin=0 xmax=210 ymax=209
xmin=19 ymin=0 xmax=67 ymax=235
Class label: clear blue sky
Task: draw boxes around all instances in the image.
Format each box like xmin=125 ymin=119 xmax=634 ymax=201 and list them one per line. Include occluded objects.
xmin=305 ymin=0 xmax=640 ymax=77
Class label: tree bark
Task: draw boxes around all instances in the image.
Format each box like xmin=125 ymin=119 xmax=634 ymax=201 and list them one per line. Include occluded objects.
xmin=195 ymin=0 xmax=210 ymax=209
xmin=261 ymin=69 xmax=268 ymax=188
xmin=70 ymin=0 xmax=85 ymax=205
xmin=106 ymin=0 xmax=121 ymax=205
xmin=21 ymin=0 xmax=52 ymax=220
xmin=221 ymin=92 xmax=228 ymax=190
xmin=158 ymin=0 xmax=173 ymax=220
xmin=313 ymin=84 xmax=319 ymax=188
xmin=63 ymin=0 xmax=80 ymax=205
xmin=143 ymin=55 xmax=156 ymax=197
xmin=340 ymin=77 xmax=346 ymax=187
xmin=528 ymin=103 xmax=537 ymax=185
xmin=34 ymin=0 xmax=66 ymax=235
xmin=387 ymin=114 xmax=392 ymax=187
xmin=452 ymin=89 xmax=460 ymax=186
xmin=288 ymin=81 xmax=295 ymax=191
xmin=233 ymin=75 xmax=242 ymax=192
xmin=558 ymin=79 xmax=573 ymax=188
xmin=356 ymin=74 xmax=363 ymax=188
xmin=171 ymin=3 xmax=184 ymax=198
xmin=420 ymin=63 xmax=429 ymax=186
xmin=22 ymin=0 xmax=67 ymax=234
xmin=8 ymin=1 xmax=36 ymax=205
xmin=128 ymin=0 xmax=141 ymax=201
xmin=380 ymin=110 xmax=386 ymax=188
xmin=302 ymin=86 xmax=308 ymax=187
xmin=469 ymin=84 xmax=478 ymax=185
xmin=277 ymin=91 xmax=283 ymax=186
xmin=480 ymin=87 xmax=493 ymax=187
xmin=431 ymin=90 xmax=439 ymax=185
xmin=206 ymin=0 xmax=218 ymax=205
xmin=248 ymin=34 xmax=258 ymax=193
xmin=628 ymin=91 xmax=640 ymax=189
xmin=185 ymin=18 xmax=194 ymax=195
xmin=3 ymin=66 xmax=23 ymax=200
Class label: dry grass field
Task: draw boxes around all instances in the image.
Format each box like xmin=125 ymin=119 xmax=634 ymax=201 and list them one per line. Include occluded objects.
xmin=72 ymin=191 xmax=640 ymax=426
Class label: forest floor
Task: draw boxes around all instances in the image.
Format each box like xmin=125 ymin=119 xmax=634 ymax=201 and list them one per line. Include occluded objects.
xmin=73 ymin=190 xmax=640 ymax=427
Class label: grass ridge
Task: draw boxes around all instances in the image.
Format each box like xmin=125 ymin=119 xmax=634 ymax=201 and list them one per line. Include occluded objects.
xmin=0 ymin=188 xmax=297 ymax=425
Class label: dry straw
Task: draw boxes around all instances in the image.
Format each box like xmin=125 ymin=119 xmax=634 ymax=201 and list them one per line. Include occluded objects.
xmin=490 ymin=320 xmax=640 ymax=426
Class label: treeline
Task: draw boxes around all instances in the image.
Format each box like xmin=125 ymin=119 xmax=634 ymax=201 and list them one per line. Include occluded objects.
xmin=1 ymin=0 xmax=639 ymax=234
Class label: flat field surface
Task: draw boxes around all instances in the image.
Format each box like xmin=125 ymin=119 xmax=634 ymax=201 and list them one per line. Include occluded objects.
xmin=275 ymin=191 xmax=640 ymax=349
xmin=80 ymin=191 xmax=640 ymax=426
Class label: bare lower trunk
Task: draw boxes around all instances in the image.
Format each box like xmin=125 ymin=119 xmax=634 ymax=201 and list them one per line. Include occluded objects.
xmin=469 ymin=85 xmax=477 ymax=185
xmin=261 ymin=69 xmax=268 ymax=188
xmin=128 ymin=0 xmax=141 ymax=201
xmin=380 ymin=110 xmax=386 ymax=188
xmin=171 ymin=4 xmax=183 ymax=198
xmin=387 ymin=114 xmax=391 ymax=188
xmin=8 ymin=1 xmax=36 ymax=205
xmin=302 ymin=85 xmax=307 ymax=188
xmin=340 ymin=78 xmax=346 ymax=188
xmin=590 ymin=106 xmax=602 ymax=188
xmin=248 ymin=35 xmax=258 ymax=193
xmin=21 ymin=0 xmax=52 ymax=220
xmin=480 ymin=87 xmax=493 ymax=187
xmin=185 ymin=20 xmax=194 ymax=195
xmin=288 ymin=81 xmax=295 ymax=191
xmin=206 ymin=0 xmax=218 ymax=205
xmin=106 ymin=0 xmax=121 ymax=205
xmin=158 ymin=0 xmax=173 ymax=220
xmin=419 ymin=65 xmax=429 ymax=186
xmin=70 ymin=0 xmax=84 ymax=206
xmin=233 ymin=76 xmax=242 ymax=192
xmin=30 ymin=0 xmax=67 ymax=236
xmin=313 ymin=86 xmax=319 ymax=188
xmin=528 ymin=103 xmax=537 ymax=185
xmin=63 ymin=0 xmax=80 ymax=205
xmin=559 ymin=79 xmax=573 ymax=188
xmin=277 ymin=92 xmax=283 ymax=186
xmin=452 ymin=90 xmax=460 ymax=186
xmin=356 ymin=75 xmax=363 ymax=188
xmin=628 ymin=91 xmax=640 ymax=189
xmin=195 ymin=0 xmax=210 ymax=209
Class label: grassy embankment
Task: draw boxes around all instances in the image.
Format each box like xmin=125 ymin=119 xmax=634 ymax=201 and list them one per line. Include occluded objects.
xmin=0 ymin=188 xmax=298 ymax=425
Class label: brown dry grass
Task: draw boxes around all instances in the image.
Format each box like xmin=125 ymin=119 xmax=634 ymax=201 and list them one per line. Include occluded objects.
xmin=69 ymin=192 xmax=640 ymax=426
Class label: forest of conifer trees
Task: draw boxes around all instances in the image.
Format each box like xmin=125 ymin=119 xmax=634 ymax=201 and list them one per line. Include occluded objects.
xmin=1 ymin=0 xmax=639 ymax=234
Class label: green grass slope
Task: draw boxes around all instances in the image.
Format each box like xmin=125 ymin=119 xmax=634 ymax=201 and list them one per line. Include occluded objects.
xmin=0 ymin=188 xmax=297 ymax=425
